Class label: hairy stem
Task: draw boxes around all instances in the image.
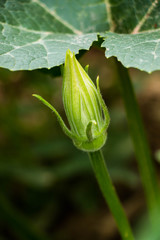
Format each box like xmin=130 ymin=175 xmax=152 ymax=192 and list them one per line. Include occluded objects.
xmin=88 ymin=150 xmax=134 ymax=240
xmin=115 ymin=59 xmax=160 ymax=224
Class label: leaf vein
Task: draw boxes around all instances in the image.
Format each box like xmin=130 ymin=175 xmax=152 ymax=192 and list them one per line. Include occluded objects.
xmin=132 ymin=0 xmax=159 ymax=34
xmin=31 ymin=0 xmax=82 ymax=35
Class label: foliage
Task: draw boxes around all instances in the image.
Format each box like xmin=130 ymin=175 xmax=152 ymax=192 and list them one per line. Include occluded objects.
xmin=0 ymin=0 xmax=160 ymax=72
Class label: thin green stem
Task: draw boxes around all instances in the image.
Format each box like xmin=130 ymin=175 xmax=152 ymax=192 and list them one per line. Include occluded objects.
xmin=114 ymin=59 xmax=160 ymax=223
xmin=88 ymin=150 xmax=134 ymax=240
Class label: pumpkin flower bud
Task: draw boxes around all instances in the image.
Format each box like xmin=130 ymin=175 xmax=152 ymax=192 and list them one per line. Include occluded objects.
xmin=62 ymin=49 xmax=110 ymax=151
xmin=33 ymin=49 xmax=110 ymax=152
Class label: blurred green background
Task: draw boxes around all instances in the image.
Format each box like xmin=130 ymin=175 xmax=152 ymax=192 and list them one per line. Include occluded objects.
xmin=0 ymin=47 xmax=160 ymax=240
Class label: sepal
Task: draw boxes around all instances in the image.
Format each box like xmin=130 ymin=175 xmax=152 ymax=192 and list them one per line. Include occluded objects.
xmin=96 ymin=76 xmax=110 ymax=130
xmin=86 ymin=120 xmax=97 ymax=141
xmin=32 ymin=94 xmax=74 ymax=139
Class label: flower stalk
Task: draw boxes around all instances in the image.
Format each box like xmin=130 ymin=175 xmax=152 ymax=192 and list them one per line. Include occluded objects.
xmin=33 ymin=50 xmax=134 ymax=239
xmin=89 ymin=150 xmax=134 ymax=240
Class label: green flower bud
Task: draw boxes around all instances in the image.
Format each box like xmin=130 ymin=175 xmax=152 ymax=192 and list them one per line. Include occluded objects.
xmin=62 ymin=49 xmax=110 ymax=151
xmin=33 ymin=49 xmax=110 ymax=152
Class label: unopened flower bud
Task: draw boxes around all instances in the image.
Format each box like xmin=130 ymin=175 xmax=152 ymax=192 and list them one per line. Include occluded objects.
xmin=62 ymin=49 xmax=110 ymax=151
xmin=33 ymin=50 xmax=110 ymax=152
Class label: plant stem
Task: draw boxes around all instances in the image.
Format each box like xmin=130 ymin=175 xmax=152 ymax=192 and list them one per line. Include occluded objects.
xmin=114 ymin=59 xmax=160 ymax=223
xmin=88 ymin=150 xmax=134 ymax=240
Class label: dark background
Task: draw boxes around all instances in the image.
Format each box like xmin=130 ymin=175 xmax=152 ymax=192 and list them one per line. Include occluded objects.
xmin=0 ymin=47 xmax=160 ymax=240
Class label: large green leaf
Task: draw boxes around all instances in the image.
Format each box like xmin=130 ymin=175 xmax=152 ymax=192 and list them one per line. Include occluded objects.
xmin=0 ymin=0 xmax=106 ymax=70
xmin=101 ymin=0 xmax=160 ymax=72
xmin=0 ymin=28 xmax=97 ymax=70
xmin=102 ymin=30 xmax=160 ymax=73
xmin=0 ymin=0 xmax=160 ymax=72
xmin=105 ymin=0 xmax=160 ymax=33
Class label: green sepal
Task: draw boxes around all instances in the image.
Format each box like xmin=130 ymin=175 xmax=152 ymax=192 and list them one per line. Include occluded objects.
xmin=96 ymin=76 xmax=110 ymax=130
xmin=85 ymin=64 xmax=89 ymax=73
xmin=73 ymin=132 xmax=107 ymax=152
xmin=32 ymin=94 xmax=75 ymax=140
xmin=86 ymin=120 xmax=97 ymax=141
